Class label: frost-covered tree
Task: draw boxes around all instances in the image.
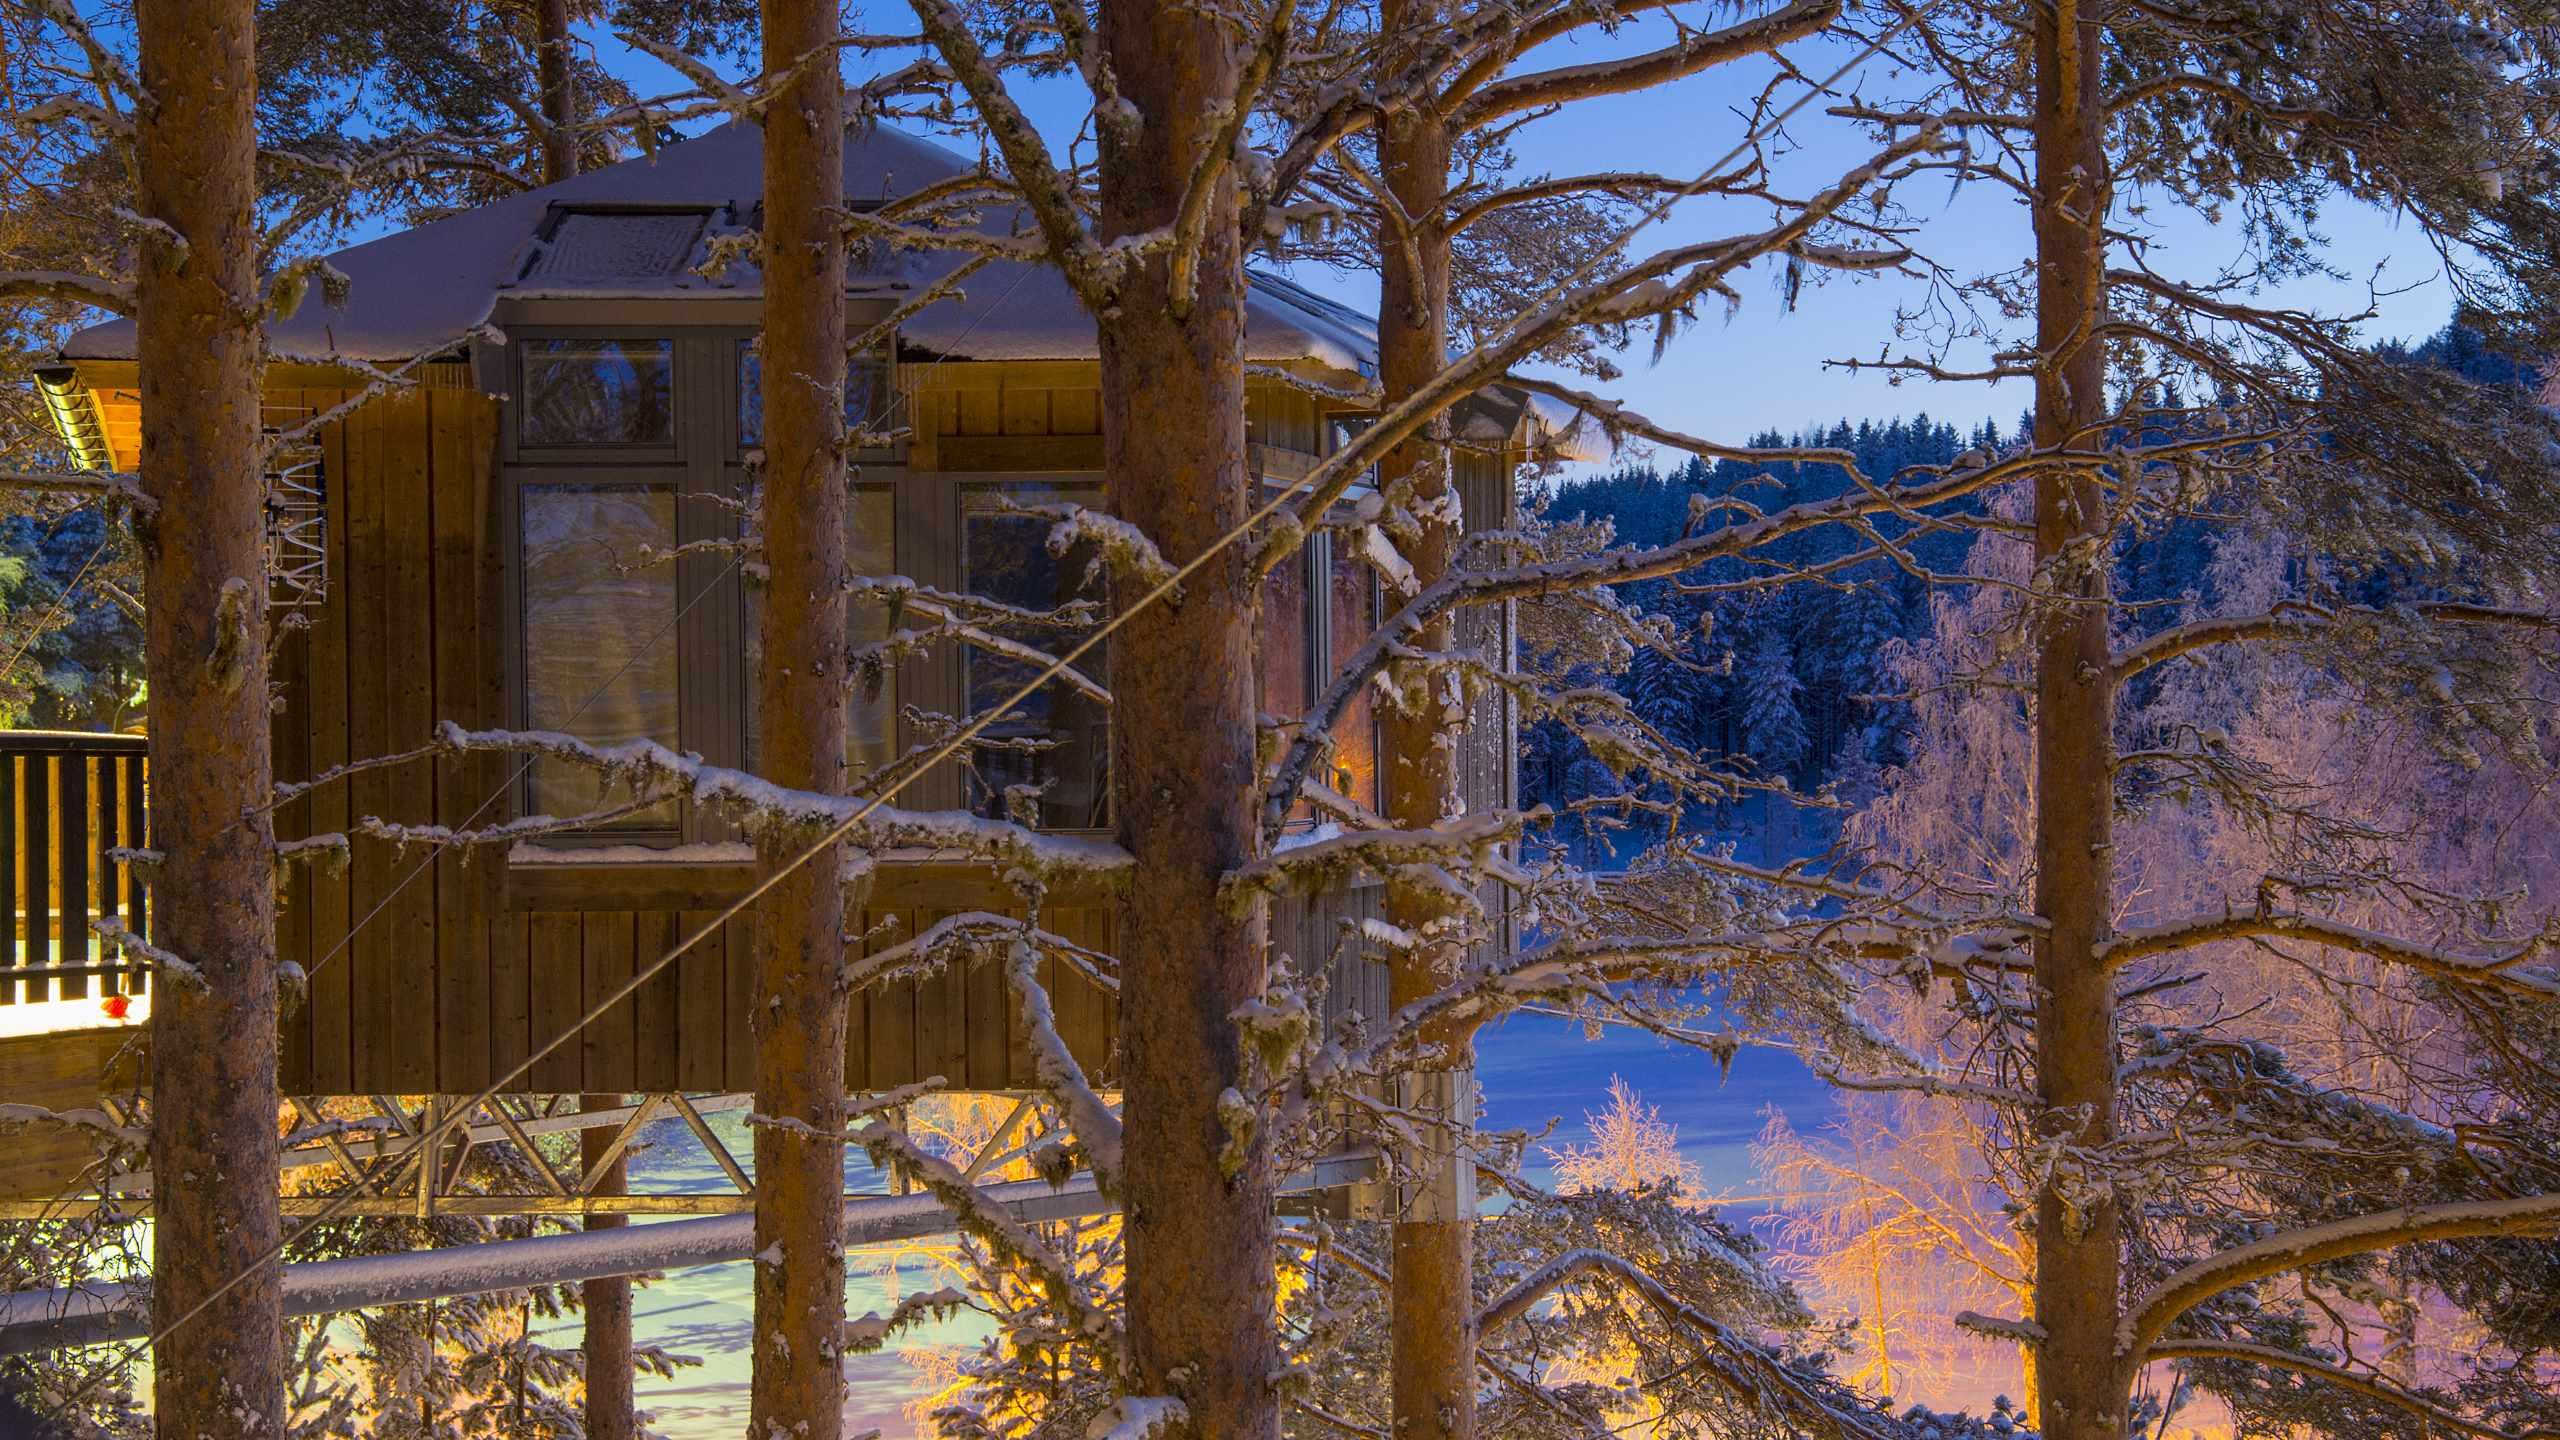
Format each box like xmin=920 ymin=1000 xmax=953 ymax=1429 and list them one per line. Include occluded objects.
xmin=1739 ymin=629 xmax=1810 ymax=785
xmin=1774 ymin=485 xmax=2560 ymax=1440
xmin=1801 ymin=2 xmax=2560 ymax=1436
xmin=1547 ymin=1076 xmax=1703 ymax=1198
xmin=0 ymin=507 xmax=142 ymax=729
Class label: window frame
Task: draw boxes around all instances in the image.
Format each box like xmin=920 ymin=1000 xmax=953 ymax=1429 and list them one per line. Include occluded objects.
xmin=954 ymin=476 xmax=1114 ymax=832
xmin=502 ymin=328 xmax=742 ymax=846
xmin=511 ymin=476 xmax=688 ymax=841
xmin=730 ymin=334 xmax=905 ymax=465
xmin=502 ymin=320 xmax=924 ymax=848
xmin=506 ymin=331 xmax=685 ymax=463
xmin=501 ymin=325 xmax=1377 ymax=855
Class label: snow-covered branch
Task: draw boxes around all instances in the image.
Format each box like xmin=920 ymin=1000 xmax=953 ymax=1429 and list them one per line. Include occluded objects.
xmin=0 ymin=270 xmax=132 ymax=315
xmin=2111 ymin=600 xmax=2560 ymax=682
xmin=2145 ymin=1340 xmax=2553 ymax=1440
xmin=904 ymin=0 xmax=1110 ymax=304
xmin=432 ymin=723 xmax=1132 ymax=890
xmin=2121 ymin=1192 xmax=2560 ymax=1364
xmin=2095 ymin=910 xmax=2560 ymax=998
xmin=1476 ymin=1247 xmax=1891 ymax=1440
xmin=1452 ymin=0 xmax=1838 ymax=128
xmin=0 ymin=470 xmax=149 ymax=508
xmin=1255 ymin=127 xmax=1948 ymax=579
xmin=849 ymin=1114 xmax=1119 ymax=1344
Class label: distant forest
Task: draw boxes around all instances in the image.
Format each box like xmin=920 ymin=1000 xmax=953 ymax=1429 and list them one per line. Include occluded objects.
xmin=1516 ymin=322 xmax=2537 ymax=860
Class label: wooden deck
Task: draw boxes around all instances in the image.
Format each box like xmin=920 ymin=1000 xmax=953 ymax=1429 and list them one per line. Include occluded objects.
xmin=0 ymin=729 xmax=149 ymax=1008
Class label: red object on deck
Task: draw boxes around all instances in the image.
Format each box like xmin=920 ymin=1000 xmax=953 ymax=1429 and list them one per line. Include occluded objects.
xmin=100 ymin=995 xmax=130 ymax=1020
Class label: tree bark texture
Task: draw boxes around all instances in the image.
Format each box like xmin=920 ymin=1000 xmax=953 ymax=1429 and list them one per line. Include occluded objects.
xmin=580 ymin=1095 xmax=635 ymax=1440
xmin=749 ymin=5 xmax=851 ymax=1438
xmin=2028 ymin=1 xmax=2126 ymax=1435
xmin=1373 ymin=22 xmax=1478 ymax=1440
xmin=135 ymin=0 xmax=284 ymax=1434
xmin=536 ymin=0 xmax=578 ymax=185
xmin=1094 ymin=4 xmax=1276 ymax=1436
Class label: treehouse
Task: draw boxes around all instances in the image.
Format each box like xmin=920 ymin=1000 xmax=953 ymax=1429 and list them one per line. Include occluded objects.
xmin=30 ymin=120 xmax=1577 ymax=1105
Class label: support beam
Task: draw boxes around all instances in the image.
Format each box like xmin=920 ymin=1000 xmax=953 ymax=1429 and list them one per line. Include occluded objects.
xmin=0 ymin=1151 xmax=1378 ymax=1357
xmin=0 ymin=1176 xmax=1104 ymax=1357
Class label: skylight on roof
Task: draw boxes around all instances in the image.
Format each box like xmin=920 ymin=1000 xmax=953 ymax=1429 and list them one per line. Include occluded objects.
xmin=522 ymin=209 xmax=709 ymax=281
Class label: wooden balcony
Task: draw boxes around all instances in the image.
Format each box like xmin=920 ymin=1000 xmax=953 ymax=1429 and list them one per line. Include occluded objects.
xmin=0 ymin=730 xmax=149 ymax=1008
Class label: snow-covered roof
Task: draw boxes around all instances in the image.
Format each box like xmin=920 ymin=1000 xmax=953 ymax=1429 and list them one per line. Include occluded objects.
xmin=57 ymin=120 xmax=1381 ymax=382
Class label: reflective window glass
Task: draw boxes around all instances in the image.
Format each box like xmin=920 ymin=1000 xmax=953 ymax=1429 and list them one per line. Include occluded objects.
xmin=520 ymin=485 xmax=679 ymax=827
xmin=519 ymin=339 xmax=675 ymax=446
xmin=963 ymin=484 xmax=1110 ymax=828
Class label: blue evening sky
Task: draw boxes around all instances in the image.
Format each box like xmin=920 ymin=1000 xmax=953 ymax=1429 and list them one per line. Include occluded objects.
xmin=589 ymin=7 xmax=2470 ymax=450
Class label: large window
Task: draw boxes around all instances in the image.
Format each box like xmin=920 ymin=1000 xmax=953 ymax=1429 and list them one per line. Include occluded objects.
xmin=963 ymin=483 xmax=1110 ymax=829
xmin=1256 ymin=533 xmax=1384 ymax=819
xmin=1325 ymin=536 xmax=1382 ymax=810
xmin=519 ymin=339 xmax=675 ymax=447
xmin=744 ymin=485 xmax=900 ymax=783
xmin=737 ymin=343 xmax=894 ymax=449
xmin=519 ymin=484 xmax=679 ymax=828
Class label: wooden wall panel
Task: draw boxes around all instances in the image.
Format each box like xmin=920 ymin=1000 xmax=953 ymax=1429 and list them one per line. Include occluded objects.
xmin=1049 ymin=387 xmax=1099 ymax=436
xmin=1456 ymin=448 xmax=1517 ymax=962
xmin=271 ymin=386 xmax=316 ymax=1094
xmin=255 ymin=360 xmax=1432 ymax=1099
xmin=431 ymin=382 xmax=494 ymax=1093
xmin=1248 ymin=384 xmax=1322 ymax=455
xmin=307 ymin=391 xmax=360 ymax=1094
xmin=270 ymin=379 xmax=507 ymax=1096
xmin=723 ymin=912 xmax=756 ymax=1087
xmin=381 ymin=389 xmax=440 ymax=1091
xmin=581 ymin=910 xmax=637 ymax=1090
xmin=631 ymin=908 xmax=683 ymax=1092
xmin=489 ymin=912 xmax=531 ymax=1083
xmin=965 ymin=926 xmax=1006 ymax=1090
xmin=0 ymin=1027 xmax=143 ymax=1201
xmin=677 ymin=908 xmax=727 ymax=1088
xmin=998 ymin=388 xmax=1049 ymax=436
xmin=1040 ymin=905 xmax=1115 ymax=1085
xmin=528 ymin=911 xmax=584 ymax=1092
xmin=343 ymin=398 xmax=397 ymax=1091
xmin=867 ymin=967 xmax=918 ymax=1095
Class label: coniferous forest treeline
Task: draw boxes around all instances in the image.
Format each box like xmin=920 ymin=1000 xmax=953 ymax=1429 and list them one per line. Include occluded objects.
xmin=1518 ymin=323 xmax=2536 ymax=864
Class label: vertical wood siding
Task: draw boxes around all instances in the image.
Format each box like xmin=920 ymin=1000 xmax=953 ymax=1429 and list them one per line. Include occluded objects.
xmin=265 ymin=364 xmax=1515 ymax=1096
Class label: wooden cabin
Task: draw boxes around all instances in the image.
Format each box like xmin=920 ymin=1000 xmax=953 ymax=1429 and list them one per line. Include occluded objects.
xmin=35 ymin=121 xmax=1578 ymax=1101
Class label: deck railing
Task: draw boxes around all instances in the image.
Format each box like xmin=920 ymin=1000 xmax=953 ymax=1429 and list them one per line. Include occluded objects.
xmin=0 ymin=730 xmax=148 ymax=1005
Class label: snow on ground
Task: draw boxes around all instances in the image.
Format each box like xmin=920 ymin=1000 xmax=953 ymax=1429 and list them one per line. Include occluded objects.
xmin=587 ymin=1024 xmax=1820 ymax=1440
xmin=531 ymin=1105 xmax=991 ymax=1440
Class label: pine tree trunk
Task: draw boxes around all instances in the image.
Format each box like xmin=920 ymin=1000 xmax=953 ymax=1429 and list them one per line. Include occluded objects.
xmin=748 ymin=4 xmax=851 ymax=1437
xmin=581 ymin=1095 xmax=635 ymax=1440
xmin=2028 ymin=1 xmax=2125 ymax=1435
xmin=1374 ymin=28 xmax=1477 ymax=1439
xmin=135 ymin=0 xmax=282 ymax=1433
xmin=536 ymin=0 xmax=578 ymax=185
xmin=1094 ymin=5 xmax=1274 ymax=1435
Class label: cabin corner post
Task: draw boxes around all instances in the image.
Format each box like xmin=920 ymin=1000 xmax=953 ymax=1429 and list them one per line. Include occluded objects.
xmin=134 ymin=0 xmax=286 ymax=1430
xmin=1095 ymin=1 xmax=1278 ymax=1434
xmin=749 ymin=1 xmax=856 ymax=1437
